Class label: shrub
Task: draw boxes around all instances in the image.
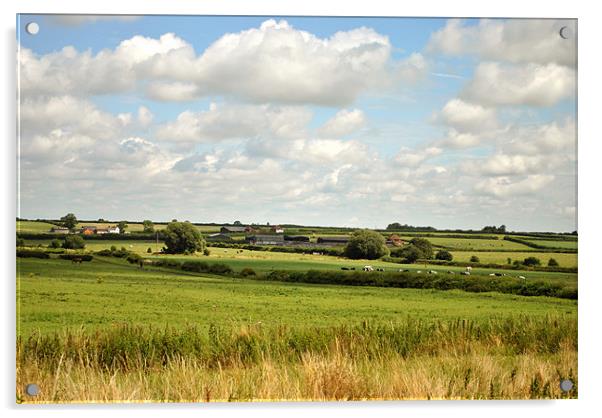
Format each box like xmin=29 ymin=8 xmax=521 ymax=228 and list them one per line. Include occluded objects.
xmin=548 ymin=258 xmax=559 ymax=267
xmin=523 ymin=257 xmax=541 ymax=267
xmin=17 ymin=249 xmax=50 ymax=259
xmin=181 ymin=260 xmax=209 ymax=273
xmin=400 ymin=245 xmax=423 ymax=263
xmin=49 ymin=239 xmax=62 ymax=249
xmin=147 ymin=247 xmax=152 ymax=254
xmin=240 ymin=267 xmax=256 ymax=277
xmin=126 ymin=253 xmax=143 ymax=264
xmin=16 ymin=238 xmax=25 ymax=247
xmin=203 ymin=248 xmax=211 ymax=256
xmin=62 ymin=235 xmax=85 ymax=249
xmin=59 ymin=254 xmax=93 ymax=262
xmin=208 ymin=263 xmax=233 ymax=274
xmin=435 ymin=250 xmax=453 ymax=261
xmin=470 ymin=255 xmax=480 ymax=263
xmin=409 ymin=238 xmax=433 ymax=259
xmin=110 ymin=245 xmax=117 ymax=252
xmin=163 ymin=221 xmax=206 ymax=254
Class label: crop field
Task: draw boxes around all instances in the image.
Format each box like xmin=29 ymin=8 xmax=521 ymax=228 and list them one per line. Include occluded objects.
xmin=16 ymin=221 xmax=59 ymax=233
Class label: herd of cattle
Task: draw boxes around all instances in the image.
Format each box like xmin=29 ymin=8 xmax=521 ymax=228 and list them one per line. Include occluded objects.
xmin=342 ymin=265 xmax=527 ymax=280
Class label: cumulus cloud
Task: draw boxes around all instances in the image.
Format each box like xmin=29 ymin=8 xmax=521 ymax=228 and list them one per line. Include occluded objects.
xmin=462 ymin=62 xmax=575 ymax=107
xmin=393 ymin=146 xmax=442 ymax=167
xmin=20 ymin=19 xmax=427 ymax=106
xmin=427 ymin=19 xmax=576 ymax=67
xmin=155 ymin=103 xmax=311 ymax=146
xmin=501 ymin=118 xmax=576 ymax=156
xmin=318 ymin=109 xmax=366 ymax=137
xmin=437 ymin=98 xmax=497 ymax=132
xmin=137 ymin=106 xmax=154 ymax=127
xmin=475 ymin=174 xmax=555 ymax=197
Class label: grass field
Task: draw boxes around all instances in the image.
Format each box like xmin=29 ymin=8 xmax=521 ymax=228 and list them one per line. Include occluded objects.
xmin=399 ymin=236 xmax=532 ymax=251
xmin=450 ymin=251 xmax=578 ymax=268
xmin=16 ymin=256 xmax=577 ymax=401
xmin=17 ymin=221 xmax=58 ymax=233
xmin=521 ymin=239 xmax=579 ymax=250
xmin=16 ymin=221 xmax=578 ymax=401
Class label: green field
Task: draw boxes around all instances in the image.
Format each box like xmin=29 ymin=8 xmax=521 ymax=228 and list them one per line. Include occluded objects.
xmin=450 ymin=251 xmax=578 ymax=268
xmin=522 ymin=239 xmax=579 ymax=249
xmin=399 ymin=236 xmax=531 ymax=250
xmin=17 ymin=257 xmax=577 ymax=336
xmin=17 ymin=220 xmax=59 ymax=233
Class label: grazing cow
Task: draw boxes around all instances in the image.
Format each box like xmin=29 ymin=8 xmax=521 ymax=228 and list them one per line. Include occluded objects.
xmin=363 ymin=265 xmax=374 ymax=272
xmin=489 ymin=273 xmax=496 ymax=276
xmin=350 ymin=267 xmax=356 ymax=270
xmin=447 ymin=270 xmax=454 ymax=274
xmin=71 ymin=257 xmax=83 ymax=264
xmin=428 ymin=270 xmax=438 ymax=275
xmin=518 ymin=275 xmax=526 ymax=280
xmin=461 ymin=271 xmax=471 ymax=275
xmin=341 ymin=267 xmax=349 ymax=271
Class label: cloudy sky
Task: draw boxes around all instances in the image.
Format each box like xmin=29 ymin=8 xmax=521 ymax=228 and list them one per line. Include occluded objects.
xmin=17 ymin=15 xmax=576 ymax=231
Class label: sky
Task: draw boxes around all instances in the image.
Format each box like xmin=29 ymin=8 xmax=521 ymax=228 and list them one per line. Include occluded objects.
xmin=17 ymin=15 xmax=577 ymax=232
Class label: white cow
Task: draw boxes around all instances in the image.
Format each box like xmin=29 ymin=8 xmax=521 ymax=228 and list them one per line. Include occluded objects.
xmin=363 ymin=265 xmax=374 ymax=272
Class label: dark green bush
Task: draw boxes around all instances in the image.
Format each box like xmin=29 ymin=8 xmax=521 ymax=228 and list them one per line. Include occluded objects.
xmin=17 ymin=249 xmax=50 ymax=259
xmin=59 ymin=254 xmax=93 ymax=262
xmin=240 ymin=267 xmax=256 ymax=277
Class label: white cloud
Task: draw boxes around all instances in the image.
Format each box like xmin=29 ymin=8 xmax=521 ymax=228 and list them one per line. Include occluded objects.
xmin=155 ymin=103 xmax=311 ymax=145
xmin=475 ymin=174 xmax=555 ymax=197
xmin=501 ymin=118 xmax=576 ymax=156
xmin=137 ymin=106 xmax=154 ymax=127
xmin=318 ymin=109 xmax=366 ymax=137
xmin=439 ymin=130 xmax=481 ymax=149
xmin=462 ymin=62 xmax=575 ymax=107
xmin=393 ymin=146 xmax=442 ymax=167
xmin=438 ymin=99 xmax=497 ymax=132
xmin=427 ymin=19 xmax=576 ymax=67
xmin=20 ymin=20 xmax=426 ymax=106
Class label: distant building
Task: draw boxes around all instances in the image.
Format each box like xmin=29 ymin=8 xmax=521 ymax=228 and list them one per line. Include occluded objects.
xmin=271 ymin=225 xmax=284 ymax=234
xmin=246 ymin=234 xmax=285 ymax=245
xmin=50 ymin=227 xmax=70 ymax=234
xmin=81 ymin=226 xmax=97 ymax=235
xmin=316 ymin=236 xmax=349 ymax=245
xmin=207 ymin=233 xmax=234 ymax=242
xmin=96 ymin=228 xmax=109 ymax=235
xmin=387 ymin=234 xmax=405 ymax=247
xmin=284 ymin=235 xmax=310 ymax=242
xmin=220 ymin=226 xmax=248 ymax=234
xmin=108 ymin=226 xmax=120 ymax=234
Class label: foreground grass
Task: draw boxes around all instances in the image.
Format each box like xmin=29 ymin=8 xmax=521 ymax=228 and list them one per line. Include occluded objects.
xmin=17 ymin=258 xmax=577 ymax=335
xmin=17 ymin=317 xmax=577 ymax=402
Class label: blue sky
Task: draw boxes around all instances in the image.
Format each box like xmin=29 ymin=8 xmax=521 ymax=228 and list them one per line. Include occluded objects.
xmin=17 ymin=15 xmax=577 ymax=231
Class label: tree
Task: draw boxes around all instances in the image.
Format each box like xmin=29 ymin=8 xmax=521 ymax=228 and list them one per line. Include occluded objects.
xmin=233 ymin=220 xmax=242 ymax=226
xmin=435 ymin=250 xmax=453 ymax=261
xmin=142 ymin=220 xmax=154 ymax=233
xmin=163 ymin=221 xmax=206 ymax=254
xmin=49 ymin=239 xmax=62 ymax=249
xmin=343 ymin=230 xmax=389 ymax=260
xmin=401 ymin=245 xmax=423 ymax=263
xmin=548 ymin=258 xmax=559 ymax=267
xmin=507 ymin=257 xmax=512 ymax=265
xmin=62 ymin=235 xmax=85 ymax=249
xmin=523 ymin=256 xmax=541 ymax=267
xmin=470 ymin=255 xmax=480 ymax=263
xmin=117 ymin=221 xmax=128 ymax=234
xmin=409 ymin=238 xmax=433 ymax=259
xmin=386 ymin=222 xmax=402 ymax=230
xmin=60 ymin=213 xmax=77 ymax=230
xmin=147 ymin=247 xmax=152 ymax=254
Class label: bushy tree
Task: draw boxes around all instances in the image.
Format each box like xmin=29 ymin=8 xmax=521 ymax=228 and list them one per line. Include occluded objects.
xmin=523 ymin=256 xmax=541 ymax=267
xmin=62 ymin=235 xmax=85 ymax=249
xmin=435 ymin=250 xmax=453 ymax=261
xmin=470 ymin=255 xmax=480 ymax=263
xmin=548 ymin=258 xmax=559 ymax=267
xmin=163 ymin=221 xmax=205 ymax=254
xmin=49 ymin=239 xmax=62 ymax=249
xmin=117 ymin=221 xmax=128 ymax=234
xmin=60 ymin=213 xmax=77 ymax=230
xmin=142 ymin=220 xmax=154 ymax=233
xmin=344 ymin=230 xmax=389 ymax=260
xmin=386 ymin=222 xmax=402 ymax=230
xmin=409 ymin=238 xmax=433 ymax=259
xmin=401 ymin=245 xmax=423 ymax=263
xmin=147 ymin=247 xmax=152 ymax=254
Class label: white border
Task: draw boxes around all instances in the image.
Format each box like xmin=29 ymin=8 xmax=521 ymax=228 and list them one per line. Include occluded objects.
xmin=2 ymin=1 xmax=600 ymax=417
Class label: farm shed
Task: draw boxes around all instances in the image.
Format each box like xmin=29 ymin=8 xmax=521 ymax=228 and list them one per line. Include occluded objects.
xmin=246 ymin=234 xmax=285 ymax=245
xmin=50 ymin=226 xmax=71 ymax=234
xmin=317 ymin=236 xmax=349 ymax=245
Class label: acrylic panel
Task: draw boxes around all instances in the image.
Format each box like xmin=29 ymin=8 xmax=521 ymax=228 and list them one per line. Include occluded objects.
xmin=16 ymin=14 xmax=577 ymax=403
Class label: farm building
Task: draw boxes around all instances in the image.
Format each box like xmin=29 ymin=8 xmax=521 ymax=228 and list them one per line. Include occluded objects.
xmin=246 ymin=234 xmax=285 ymax=245
xmin=284 ymin=235 xmax=310 ymax=242
xmin=50 ymin=226 xmax=70 ymax=234
xmin=316 ymin=236 xmax=349 ymax=245
xmin=270 ymin=225 xmax=284 ymax=234
xmin=387 ymin=234 xmax=405 ymax=247
xmin=220 ymin=226 xmax=255 ymax=234
xmin=206 ymin=233 xmax=234 ymax=242
xmin=81 ymin=226 xmax=97 ymax=235
xmin=98 ymin=226 xmax=120 ymax=234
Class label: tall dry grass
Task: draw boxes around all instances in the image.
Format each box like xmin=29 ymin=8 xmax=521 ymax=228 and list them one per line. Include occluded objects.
xmin=17 ymin=317 xmax=577 ymax=403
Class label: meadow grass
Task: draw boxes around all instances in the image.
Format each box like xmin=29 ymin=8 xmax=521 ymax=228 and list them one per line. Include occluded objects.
xmin=17 ymin=317 xmax=577 ymax=402
xmin=450 ymin=251 xmax=578 ymax=268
